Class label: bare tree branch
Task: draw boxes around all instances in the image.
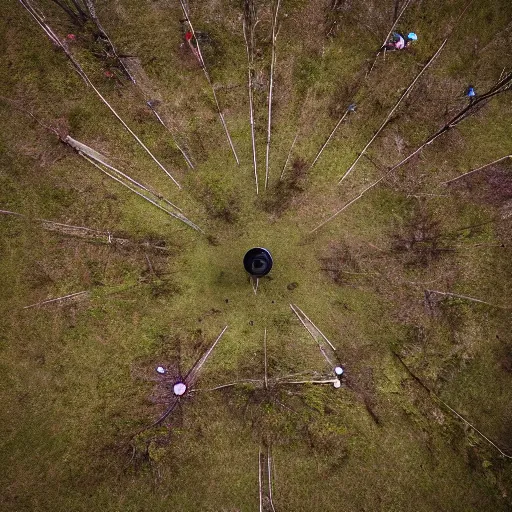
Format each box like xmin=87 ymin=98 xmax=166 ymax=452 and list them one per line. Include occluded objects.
xmin=441 ymin=154 xmax=511 ymax=185
xmin=392 ymin=351 xmax=512 ymax=459
xmin=265 ymin=0 xmax=281 ymax=189
xmin=178 ymin=0 xmax=239 ymax=164
xmin=340 ymin=39 xmax=448 ymax=184
xmin=243 ymin=1 xmax=259 ymax=193
xmin=311 ymin=72 xmax=512 ymax=233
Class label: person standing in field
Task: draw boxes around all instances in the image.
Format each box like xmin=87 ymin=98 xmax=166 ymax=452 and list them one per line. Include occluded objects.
xmin=466 ymin=85 xmax=476 ymax=104
xmin=185 ymin=30 xmax=200 ymax=61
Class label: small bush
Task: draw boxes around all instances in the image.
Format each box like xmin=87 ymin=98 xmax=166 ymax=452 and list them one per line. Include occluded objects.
xmin=391 ymin=204 xmax=452 ymax=267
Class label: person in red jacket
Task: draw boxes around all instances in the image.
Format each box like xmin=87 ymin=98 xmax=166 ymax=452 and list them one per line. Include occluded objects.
xmin=185 ymin=31 xmax=194 ymax=44
xmin=185 ymin=30 xmax=201 ymax=62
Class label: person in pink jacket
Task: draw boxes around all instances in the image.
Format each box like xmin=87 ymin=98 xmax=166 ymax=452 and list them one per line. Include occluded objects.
xmin=383 ymin=32 xmax=418 ymax=51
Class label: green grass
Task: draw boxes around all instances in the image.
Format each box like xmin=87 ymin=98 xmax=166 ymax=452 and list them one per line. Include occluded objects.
xmin=1 ymin=0 xmax=512 ymax=510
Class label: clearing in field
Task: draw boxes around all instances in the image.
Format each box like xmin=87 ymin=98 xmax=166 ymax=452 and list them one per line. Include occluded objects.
xmin=0 ymin=0 xmax=511 ymax=511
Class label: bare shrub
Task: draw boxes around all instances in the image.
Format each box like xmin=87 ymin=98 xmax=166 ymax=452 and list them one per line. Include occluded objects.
xmin=319 ymin=240 xmax=361 ymax=285
xmin=262 ymin=157 xmax=308 ymax=215
xmin=499 ymin=344 xmax=512 ymax=373
xmin=450 ymin=165 xmax=512 ymax=208
xmin=391 ymin=204 xmax=452 ymax=267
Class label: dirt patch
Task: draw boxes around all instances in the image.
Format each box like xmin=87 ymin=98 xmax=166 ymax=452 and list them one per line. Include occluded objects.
xmin=263 ymin=157 xmax=308 ymax=215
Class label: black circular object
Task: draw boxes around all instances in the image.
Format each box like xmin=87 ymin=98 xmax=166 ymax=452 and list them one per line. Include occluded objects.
xmin=243 ymin=247 xmax=273 ymax=277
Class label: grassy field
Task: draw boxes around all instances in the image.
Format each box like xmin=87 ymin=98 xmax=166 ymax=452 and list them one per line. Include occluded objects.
xmin=1 ymin=0 xmax=511 ymax=510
